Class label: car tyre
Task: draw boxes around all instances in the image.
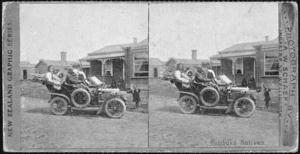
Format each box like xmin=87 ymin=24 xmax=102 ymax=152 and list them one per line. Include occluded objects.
xmin=178 ymin=95 xmax=197 ymax=114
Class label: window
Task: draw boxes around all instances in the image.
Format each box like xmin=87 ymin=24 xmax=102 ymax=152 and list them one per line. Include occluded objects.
xmin=133 ymin=53 xmax=148 ymax=77
xmin=104 ymin=59 xmax=113 ymax=76
xmin=265 ymin=52 xmax=279 ymax=76
xmin=232 ymin=58 xmax=243 ymax=75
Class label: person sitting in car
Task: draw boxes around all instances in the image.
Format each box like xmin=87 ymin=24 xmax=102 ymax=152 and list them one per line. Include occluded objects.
xmin=174 ymin=63 xmax=191 ymax=91
xmin=72 ymin=63 xmax=87 ymax=80
xmin=65 ymin=68 xmax=83 ymax=85
xmin=194 ymin=66 xmax=213 ymax=84
xmin=45 ymin=65 xmax=63 ymax=93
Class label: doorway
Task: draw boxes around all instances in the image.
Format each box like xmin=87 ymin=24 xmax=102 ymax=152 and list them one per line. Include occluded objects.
xmin=154 ymin=68 xmax=158 ymax=78
xmin=23 ymin=70 xmax=27 ymax=80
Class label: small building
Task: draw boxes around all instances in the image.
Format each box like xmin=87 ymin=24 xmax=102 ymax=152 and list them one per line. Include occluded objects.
xmin=80 ymin=38 xmax=149 ymax=92
xmin=165 ymin=50 xmax=210 ymax=73
xmin=149 ymin=58 xmax=165 ymax=78
xmin=80 ymin=61 xmax=91 ymax=78
xmin=20 ymin=61 xmax=35 ymax=80
xmin=209 ymin=36 xmax=279 ymax=89
xmin=210 ymin=55 xmax=221 ymax=76
xmin=35 ymin=52 xmax=76 ymax=74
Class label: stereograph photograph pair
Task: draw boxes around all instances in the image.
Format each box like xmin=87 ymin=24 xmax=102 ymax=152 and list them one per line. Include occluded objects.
xmin=2 ymin=2 xmax=298 ymax=152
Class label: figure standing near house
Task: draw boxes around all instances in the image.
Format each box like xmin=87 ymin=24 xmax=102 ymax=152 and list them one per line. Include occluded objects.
xmin=117 ymin=77 xmax=125 ymax=90
xmin=111 ymin=79 xmax=117 ymax=88
xmin=247 ymin=76 xmax=256 ymax=89
xmin=241 ymin=78 xmax=248 ymax=87
xmin=263 ymin=83 xmax=271 ymax=109
xmin=127 ymin=84 xmax=141 ymax=110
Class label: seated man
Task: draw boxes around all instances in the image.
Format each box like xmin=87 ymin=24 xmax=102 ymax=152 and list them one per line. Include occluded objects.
xmin=72 ymin=63 xmax=87 ymax=80
xmin=194 ymin=66 xmax=213 ymax=85
xmin=65 ymin=68 xmax=83 ymax=85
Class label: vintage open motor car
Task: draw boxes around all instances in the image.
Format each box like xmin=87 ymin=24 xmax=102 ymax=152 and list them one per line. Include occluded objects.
xmin=176 ymin=70 xmax=257 ymax=118
xmin=44 ymin=76 xmax=127 ymax=119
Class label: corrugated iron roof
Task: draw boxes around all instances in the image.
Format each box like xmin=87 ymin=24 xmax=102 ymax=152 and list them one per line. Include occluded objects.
xmin=166 ymin=58 xmax=210 ymax=66
xmin=36 ymin=59 xmax=77 ymax=68
xmin=88 ymin=38 xmax=148 ymax=56
xmin=210 ymin=37 xmax=278 ymax=59
xmin=220 ymin=37 xmax=278 ymax=53
xmin=80 ymin=52 xmax=125 ymax=61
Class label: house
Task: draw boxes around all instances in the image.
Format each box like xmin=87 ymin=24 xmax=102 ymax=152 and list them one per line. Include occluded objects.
xmin=35 ymin=52 xmax=76 ymax=74
xmin=209 ymin=36 xmax=279 ymax=90
xmin=80 ymin=38 xmax=149 ymax=92
xmin=149 ymin=58 xmax=165 ymax=78
xmin=20 ymin=61 xmax=35 ymax=80
xmin=209 ymin=56 xmax=221 ymax=76
xmin=165 ymin=50 xmax=210 ymax=73
xmin=80 ymin=61 xmax=91 ymax=78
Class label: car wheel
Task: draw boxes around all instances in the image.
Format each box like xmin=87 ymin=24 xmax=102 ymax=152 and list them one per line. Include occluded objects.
xmin=234 ymin=97 xmax=256 ymax=118
xmin=71 ymin=88 xmax=91 ymax=108
xmin=104 ymin=98 xmax=126 ymax=118
xmin=178 ymin=95 xmax=197 ymax=114
xmin=199 ymin=86 xmax=220 ymax=107
xmin=49 ymin=97 xmax=69 ymax=115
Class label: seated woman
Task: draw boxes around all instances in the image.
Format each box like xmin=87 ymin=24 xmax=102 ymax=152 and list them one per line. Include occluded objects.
xmin=45 ymin=65 xmax=63 ymax=93
xmin=174 ymin=63 xmax=191 ymax=91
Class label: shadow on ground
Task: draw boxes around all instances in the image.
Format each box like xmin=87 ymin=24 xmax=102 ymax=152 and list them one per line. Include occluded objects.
xmin=155 ymin=105 xmax=182 ymax=114
xmin=26 ymin=107 xmax=51 ymax=115
xmin=156 ymin=105 xmax=237 ymax=117
xmin=25 ymin=107 xmax=111 ymax=119
xmin=25 ymin=105 xmax=146 ymax=119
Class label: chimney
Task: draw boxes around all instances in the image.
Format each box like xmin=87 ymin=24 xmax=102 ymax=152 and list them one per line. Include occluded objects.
xmin=133 ymin=37 xmax=137 ymax=44
xmin=192 ymin=50 xmax=197 ymax=60
xmin=265 ymin=36 xmax=269 ymax=42
xmin=61 ymin=51 xmax=67 ymax=62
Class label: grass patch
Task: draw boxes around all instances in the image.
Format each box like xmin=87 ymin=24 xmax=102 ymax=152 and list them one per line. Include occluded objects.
xmin=20 ymin=80 xmax=50 ymax=100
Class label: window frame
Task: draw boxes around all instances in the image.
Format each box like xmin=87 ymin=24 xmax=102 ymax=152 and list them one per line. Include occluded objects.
xmin=232 ymin=58 xmax=243 ymax=75
xmin=104 ymin=59 xmax=113 ymax=76
xmin=264 ymin=51 xmax=279 ymax=76
xmin=133 ymin=52 xmax=149 ymax=77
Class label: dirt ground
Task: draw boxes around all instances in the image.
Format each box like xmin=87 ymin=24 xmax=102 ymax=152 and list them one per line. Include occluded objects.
xmin=20 ymin=81 xmax=148 ymax=150
xmin=149 ymin=79 xmax=280 ymax=148
xmin=20 ymin=97 xmax=148 ymax=149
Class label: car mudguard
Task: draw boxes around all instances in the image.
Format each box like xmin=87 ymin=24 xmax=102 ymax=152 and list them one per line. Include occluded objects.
xmin=49 ymin=93 xmax=70 ymax=103
xmin=177 ymin=91 xmax=200 ymax=102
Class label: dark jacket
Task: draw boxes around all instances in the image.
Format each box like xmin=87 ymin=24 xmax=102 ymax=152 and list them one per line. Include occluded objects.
xmin=264 ymin=88 xmax=271 ymax=102
xmin=128 ymin=89 xmax=141 ymax=102
xmin=66 ymin=72 xmax=82 ymax=84
xmin=241 ymin=78 xmax=248 ymax=87
xmin=194 ymin=71 xmax=211 ymax=83
xmin=248 ymin=77 xmax=256 ymax=89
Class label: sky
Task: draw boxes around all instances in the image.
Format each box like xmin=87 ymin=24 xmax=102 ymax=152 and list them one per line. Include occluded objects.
xmin=20 ymin=3 xmax=278 ymax=64
xmin=20 ymin=3 xmax=148 ymax=64
xmin=149 ymin=2 xmax=279 ymax=61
